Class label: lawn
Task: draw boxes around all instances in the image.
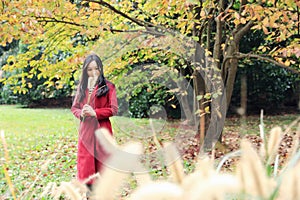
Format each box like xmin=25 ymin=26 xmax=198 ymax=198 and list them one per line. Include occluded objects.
xmin=0 ymin=105 xmax=299 ymax=199
xmin=0 ymin=105 xmax=78 ymax=199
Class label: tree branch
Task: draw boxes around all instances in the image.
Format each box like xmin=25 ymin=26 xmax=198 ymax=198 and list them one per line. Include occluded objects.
xmin=213 ymin=0 xmax=226 ymax=69
xmin=36 ymin=16 xmax=142 ymax=33
xmin=36 ymin=17 xmax=91 ymax=27
xmin=223 ymin=52 xmax=300 ymax=75
xmin=83 ymin=0 xmax=170 ymax=35
xmin=83 ymin=0 xmax=146 ymax=27
xmin=37 ymin=1 xmax=169 ymax=37
xmin=240 ymin=0 xmax=247 ymax=13
xmin=234 ymin=20 xmax=254 ymax=42
xmin=225 ymin=0 xmax=234 ymax=13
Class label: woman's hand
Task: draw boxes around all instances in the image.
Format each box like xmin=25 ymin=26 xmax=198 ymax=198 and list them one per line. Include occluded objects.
xmin=81 ymin=104 xmax=96 ymax=118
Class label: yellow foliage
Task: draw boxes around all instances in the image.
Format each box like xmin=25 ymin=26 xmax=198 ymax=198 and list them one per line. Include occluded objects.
xmin=0 ymin=0 xmax=299 ymax=94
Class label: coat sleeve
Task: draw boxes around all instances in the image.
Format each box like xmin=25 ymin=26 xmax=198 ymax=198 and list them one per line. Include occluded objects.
xmin=95 ymin=84 xmax=118 ymax=120
xmin=71 ymin=92 xmax=82 ymax=120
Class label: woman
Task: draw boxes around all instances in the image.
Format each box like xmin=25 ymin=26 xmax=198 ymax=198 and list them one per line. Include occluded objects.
xmin=71 ymin=54 xmax=118 ymax=189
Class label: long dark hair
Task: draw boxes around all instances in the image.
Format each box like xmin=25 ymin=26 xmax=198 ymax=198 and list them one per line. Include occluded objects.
xmin=77 ymin=54 xmax=109 ymax=102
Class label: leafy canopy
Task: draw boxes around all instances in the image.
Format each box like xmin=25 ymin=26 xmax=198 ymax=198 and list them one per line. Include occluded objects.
xmin=0 ymin=0 xmax=299 ymax=94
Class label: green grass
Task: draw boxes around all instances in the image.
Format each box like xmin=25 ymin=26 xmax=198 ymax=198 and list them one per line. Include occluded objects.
xmin=224 ymin=114 xmax=299 ymax=135
xmin=0 ymin=105 xmax=77 ymax=199
xmin=0 ymin=105 xmax=298 ymax=199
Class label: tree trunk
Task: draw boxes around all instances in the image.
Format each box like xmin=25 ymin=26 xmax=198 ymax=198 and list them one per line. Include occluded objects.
xmin=223 ymin=41 xmax=239 ymax=110
xmin=192 ymin=4 xmax=207 ymax=144
xmin=178 ymin=68 xmax=194 ymax=124
xmin=192 ymin=63 xmax=206 ymax=143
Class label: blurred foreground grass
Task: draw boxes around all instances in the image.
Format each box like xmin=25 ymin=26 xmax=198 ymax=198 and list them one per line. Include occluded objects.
xmin=0 ymin=105 xmax=299 ymax=199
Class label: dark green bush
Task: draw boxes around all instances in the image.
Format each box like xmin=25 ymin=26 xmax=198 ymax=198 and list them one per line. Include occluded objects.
xmin=128 ymin=84 xmax=180 ymax=119
xmin=231 ymin=61 xmax=299 ymax=113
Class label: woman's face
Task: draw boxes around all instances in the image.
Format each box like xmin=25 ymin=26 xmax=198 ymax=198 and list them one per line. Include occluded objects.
xmin=86 ymin=60 xmax=101 ymax=78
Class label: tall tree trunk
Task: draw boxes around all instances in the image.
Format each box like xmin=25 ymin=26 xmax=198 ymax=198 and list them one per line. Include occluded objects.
xmin=193 ymin=48 xmax=206 ymax=143
xmin=192 ymin=3 xmax=207 ymax=143
xmin=223 ymin=40 xmax=239 ymax=109
xmin=178 ymin=68 xmax=194 ymax=124
xmin=222 ymin=20 xmax=254 ymax=111
xmin=212 ymin=0 xmax=225 ymax=143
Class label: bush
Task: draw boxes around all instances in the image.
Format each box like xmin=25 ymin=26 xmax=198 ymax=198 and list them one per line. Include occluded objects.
xmin=231 ymin=61 xmax=299 ymax=113
xmin=128 ymin=84 xmax=180 ymax=119
xmin=0 ymin=44 xmax=75 ymax=107
xmin=0 ymin=68 xmax=74 ymax=106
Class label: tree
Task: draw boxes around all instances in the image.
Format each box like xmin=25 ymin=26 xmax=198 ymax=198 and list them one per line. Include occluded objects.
xmin=1 ymin=0 xmax=299 ymax=143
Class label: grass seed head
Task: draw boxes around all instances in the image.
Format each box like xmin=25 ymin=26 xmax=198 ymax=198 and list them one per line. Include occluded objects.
xmin=164 ymin=142 xmax=185 ymax=184
xmin=59 ymin=182 xmax=81 ymax=200
xmin=129 ymin=181 xmax=183 ymax=200
xmin=267 ymin=126 xmax=283 ymax=163
xmin=183 ymin=173 xmax=240 ymax=200
xmin=238 ymin=139 xmax=274 ymax=199
xmin=94 ymin=141 xmax=143 ymax=200
xmin=278 ymin=161 xmax=300 ymax=200
xmin=87 ymin=76 xmax=96 ymax=91
xmin=95 ymin=128 xmax=118 ymax=155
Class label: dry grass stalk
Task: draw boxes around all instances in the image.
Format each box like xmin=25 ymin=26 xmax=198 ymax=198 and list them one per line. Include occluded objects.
xmin=134 ymin=171 xmax=152 ymax=186
xmin=173 ymin=154 xmax=240 ymax=200
xmin=82 ymin=173 xmax=101 ymax=185
xmin=95 ymin=128 xmax=118 ymax=155
xmin=56 ymin=182 xmax=81 ymax=200
xmin=129 ymin=181 xmax=183 ymax=200
xmin=259 ymin=142 xmax=266 ymax=160
xmin=283 ymin=116 xmax=300 ymax=135
xmin=194 ymin=155 xmax=214 ymax=177
xmin=71 ymin=179 xmax=91 ymax=193
xmin=183 ymin=173 xmax=240 ymax=200
xmin=163 ymin=142 xmax=185 ymax=184
xmin=181 ymin=171 xmax=208 ymax=192
xmin=278 ymin=161 xmax=300 ymax=200
xmin=43 ymin=179 xmax=90 ymax=199
xmin=259 ymin=109 xmax=265 ymax=140
xmin=267 ymin=126 xmax=283 ymax=163
xmin=216 ymin=150 xmax=241 ymax=172
xmin=149 ymin=118 xmax=164 ymax=150
xmin=87 ymin=76 xmax=97 ymax=104
xmin=259 ymin=109 xmax=267 ymax=159
xmin=288 ymin=136 xmax=299 ymax=162
xmin=237 ymin=139 xmax=274 ymax=199
xmin=181 ymin=156 xmax=215 ymax=192
xmin=50 ymin=182 xmax=58 ymax=198
xmin=81 ymin=76 xmax=97 ymax=121
xmin=93 ymin=138 xmax=143 ymax=200
xmin=273 ymin=154 xmax=280 ymax=177
xmin=278 ymin=118 xmax=300 ymax=167
xmin=95 ymin=128 xmax=152 ymax=197
xmin=1 ymin=130 xmax=17 ymax=200
xmin=47 ymin=121 xmax=299 ymax=200
xmin=285 ymin=123 xmax=300 ymax=165
xmin=93 ymin=163 xmax=129 ymax=200
xmin=40 ymin=182 xmax=57 ymax=198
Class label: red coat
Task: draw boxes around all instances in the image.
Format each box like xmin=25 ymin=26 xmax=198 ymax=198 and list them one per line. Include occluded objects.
xmin=71 ymin=81 xmax=118 ymax=183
